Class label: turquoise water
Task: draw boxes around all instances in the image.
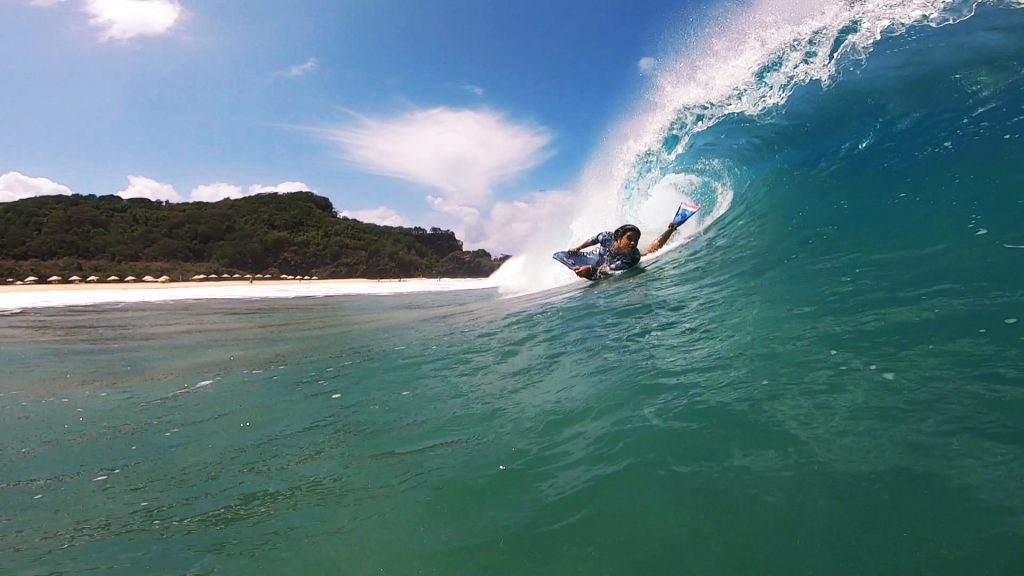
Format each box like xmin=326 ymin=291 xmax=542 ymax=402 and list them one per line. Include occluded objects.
xmin=4 ymin=2 xmax=1024 ymax=574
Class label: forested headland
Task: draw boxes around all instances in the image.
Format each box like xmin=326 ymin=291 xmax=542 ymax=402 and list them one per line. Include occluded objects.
xmin=0 ymin=192 xmax=507 ymax=280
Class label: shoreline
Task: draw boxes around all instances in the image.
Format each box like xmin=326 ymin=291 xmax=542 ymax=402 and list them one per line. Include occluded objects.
xmin=0 ymin=278 xmax=431 ymax=293
xmin=0 ymin=277 xmax=497 ymax=311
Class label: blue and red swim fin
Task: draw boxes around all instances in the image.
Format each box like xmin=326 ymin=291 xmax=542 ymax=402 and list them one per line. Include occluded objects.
xmin=672 ymin=201 xmax=701 ymax=227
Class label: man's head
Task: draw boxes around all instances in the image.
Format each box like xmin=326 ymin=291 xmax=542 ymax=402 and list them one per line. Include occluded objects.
xmin=612 ymin=224 xmax=641 ymax=252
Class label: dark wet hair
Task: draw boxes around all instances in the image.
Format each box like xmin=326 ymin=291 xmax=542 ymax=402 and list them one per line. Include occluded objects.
xmin=613 ymin=224 xmax=641 ymax=241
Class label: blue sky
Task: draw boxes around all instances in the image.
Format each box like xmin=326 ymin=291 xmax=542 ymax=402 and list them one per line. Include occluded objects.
xmin=1 ymin=0 xmax=698 ymax=252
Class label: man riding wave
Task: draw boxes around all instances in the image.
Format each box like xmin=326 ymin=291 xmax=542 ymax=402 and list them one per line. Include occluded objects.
xmin=560 ymin=201 xmax=699 ymax=280
xmin=565 ymin=221 xmax=679 ymax=280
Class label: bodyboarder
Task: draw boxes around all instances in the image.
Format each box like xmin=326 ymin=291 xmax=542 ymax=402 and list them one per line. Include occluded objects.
xmin=559 ymin=201 xmax=700 ymax=280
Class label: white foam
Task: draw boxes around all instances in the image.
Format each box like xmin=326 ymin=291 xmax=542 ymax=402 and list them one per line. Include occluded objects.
xmin=0 ymin=278 xmax=496 ymax=311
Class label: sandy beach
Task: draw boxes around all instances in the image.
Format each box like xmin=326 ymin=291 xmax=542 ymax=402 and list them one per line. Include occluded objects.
xmin=0 ymin=277 xmax=494 ymax=311
xmin=0 ymin=278 xmax=428 ymax=293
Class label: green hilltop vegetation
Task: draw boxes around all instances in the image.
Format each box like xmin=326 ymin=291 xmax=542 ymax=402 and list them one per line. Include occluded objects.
xmin=0 ymin=192 xmax=507 ymax=280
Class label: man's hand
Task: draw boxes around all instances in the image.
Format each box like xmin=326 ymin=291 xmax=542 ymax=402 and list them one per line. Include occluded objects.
xmin=574 ymin=265 xmax=595 ymax=279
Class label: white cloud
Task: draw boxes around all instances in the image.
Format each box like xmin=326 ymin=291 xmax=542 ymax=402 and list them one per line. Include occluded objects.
xmin=281 ymin=58 xmax=319 ymax=78
xmin=324 ymin=107 xmax=553 ymax=207
xmin=188 ymin=180 xmax=312 ymax=201
xmin=419 ymin=189 xmax=576 ymax=254
xmin=84 ymin=0 xmax=182 ymax=41
xmin=482 ymin=190 xmax=576 ymax=255
xmin=190 ymin=182 xmax=244 ymax=202
xmin=0 ymin=171 xmax=73 ymax=202
xmin=425 ymin=195 xmax=488 ymax=247
xmin=116 ymin=175 xmax=182 ymax=201
xmin=247 ymin=181 xmax=312 ymax=195
xmin=337 ymin=206 xmax=409 ymax=227
xmin=462 ymin=84 xmax=485 ymax=97
xmin=31 ymin=0 xmax=71 ymax=6
xmin=638 ymin=57 xmax=656 ymax=75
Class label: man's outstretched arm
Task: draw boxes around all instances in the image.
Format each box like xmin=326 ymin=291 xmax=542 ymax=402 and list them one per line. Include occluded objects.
xmin=568 ymin=235 xmax=599 ymax=253
xmin=642 ymin=223 xmax=678 ymax=256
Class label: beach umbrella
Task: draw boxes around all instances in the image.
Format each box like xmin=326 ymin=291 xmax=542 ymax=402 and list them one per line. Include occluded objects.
xmin=303 ymin=276 xmax=311 ymax=280
xmin=124 ymin=276 xmax=138 ymax=283
xmin=142 ymin=275 xmax=157 ymax=282
xmin=244 ymin=274 xmax=253 ymax=278
xmin=158 ymin=276 xmax=172 ymax=283
xmin=68 ymin=275 xmax=83 ymax=283
xmin=311 ymin=276 xmax=319 ymax=280
xmin=47 ymin=276 xmax=62 ymax=283
xmin=106 ymin=276 xmax=120 ymax=282
xmin=24 ymin=276 xmax=38 ymax=283
xmin=191 ymin=274 xmax=206 ymax=281
xmin=232 ymin=274 xmax=242 ymax=278
xmin=86 ymin=276 xmax=99 ymax=283
xmin=208 ymin=274 xmax=220 ymax=279
xmin=6 ymin=278 xmax=14 ymax=283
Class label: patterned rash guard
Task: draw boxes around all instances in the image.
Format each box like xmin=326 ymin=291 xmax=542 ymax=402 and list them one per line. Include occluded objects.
xmin=586 ymin=231 xmax=642 ymax=273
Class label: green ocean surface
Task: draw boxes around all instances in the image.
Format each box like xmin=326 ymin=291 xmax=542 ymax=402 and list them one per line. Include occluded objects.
xmin=2 ymin=196 xmax=1022 ymax=574
xmin=4 ymin=2 xmax=1024 ymax=574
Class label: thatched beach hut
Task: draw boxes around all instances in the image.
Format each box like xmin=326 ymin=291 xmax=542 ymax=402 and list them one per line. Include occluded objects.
xmin=158 ymin=276 xmax=172 ymax=283
xmin=24 ymin=276 xmax=38 ymax=284
xmin=47 ymin=276 xmax=62 ymax=284
xmin=86 ymin=276 xmax=99 ymax=283
xmin=124 ymin=276 xmax=138 ymax=283
xmin=106 ymin=276 xmax=120 ymax=282
xmin=68 ymin=275 xmax=83 ymax=283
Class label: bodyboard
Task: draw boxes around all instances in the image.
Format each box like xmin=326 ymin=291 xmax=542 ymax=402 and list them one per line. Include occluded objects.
xmin=552 ymin=250 xmax=601 ymax=271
